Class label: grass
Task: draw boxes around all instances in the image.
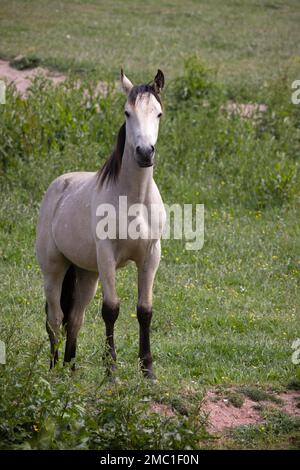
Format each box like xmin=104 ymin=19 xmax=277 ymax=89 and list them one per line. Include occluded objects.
xmin=0 ymin=0 xmax=300 ymax=450
xmin=288 ymin=379 xmax=300 ymax=391
xmin=0 ymin=0 xmax=300 ymax=85
xmin=229 ymin=410 xmax=300 ymax=450
xmin=227 ymin=392 xmax=245 ymax=409
xmin=239 ymin=386 xmax=283 ymax=404
xmin=9 ymin=55 xmax=41 ymax=70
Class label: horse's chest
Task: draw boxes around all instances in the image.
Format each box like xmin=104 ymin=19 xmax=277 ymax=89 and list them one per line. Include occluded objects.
xmin=113 ymin=237 xmax=150 ymax=267
xmin=117 ymin=200 xmax=164 ymax=240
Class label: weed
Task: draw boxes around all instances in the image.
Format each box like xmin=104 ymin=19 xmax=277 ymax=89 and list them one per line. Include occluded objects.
xmin=10 ymin=55 xmax=40 ymax=70
xmin=239 ymin=387 xmax=282 ymax=405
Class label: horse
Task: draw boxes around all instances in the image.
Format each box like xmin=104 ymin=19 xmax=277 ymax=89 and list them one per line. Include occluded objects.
xmin=36 ymin=69 xmax=166 ymax=379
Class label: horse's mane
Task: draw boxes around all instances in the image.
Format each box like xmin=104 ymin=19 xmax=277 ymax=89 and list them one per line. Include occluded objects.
xmin=98 ymin=122 xmax=126 ymax=186
xmin=98 ymin=84 xmax=161 ymax=186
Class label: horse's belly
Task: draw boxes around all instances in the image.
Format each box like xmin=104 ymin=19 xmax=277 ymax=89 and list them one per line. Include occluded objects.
xmin=60 ymin=237 xmax=98 ymax=272
xmin=52 ymin=204 xmax=98 ymax=272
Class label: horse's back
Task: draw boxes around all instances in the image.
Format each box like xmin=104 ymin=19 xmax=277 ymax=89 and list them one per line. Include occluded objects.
xmin=46 ymin=171 xmax=95 ymax=198
xmin=37 ymin=171 xmax=95 ymax=229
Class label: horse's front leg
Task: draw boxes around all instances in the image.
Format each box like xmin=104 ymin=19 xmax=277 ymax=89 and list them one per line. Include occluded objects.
xmin=137 ymin=240 xmax=161 ymax=379
xmin=97 ymin=247 xmax=119 ymax=376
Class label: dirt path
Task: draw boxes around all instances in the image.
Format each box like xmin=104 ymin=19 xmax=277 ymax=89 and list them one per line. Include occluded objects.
xmin=0 ymin=59 xmax=65 ymax=94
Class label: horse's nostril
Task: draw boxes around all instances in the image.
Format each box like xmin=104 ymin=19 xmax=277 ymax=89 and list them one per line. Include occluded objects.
xmin=136 ymin=145 xmax=154 ymax=161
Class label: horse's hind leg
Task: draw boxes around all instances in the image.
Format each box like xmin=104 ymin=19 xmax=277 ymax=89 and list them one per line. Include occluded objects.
xmin=43 ymin=260 xmax=69 ymax=368
xmin=63 ymin=268 xmax=98 ymax=368
xmin=97 ymin=251 xmax=119 ymax=376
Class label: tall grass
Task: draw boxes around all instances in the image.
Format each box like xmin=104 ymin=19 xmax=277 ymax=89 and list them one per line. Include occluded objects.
xmin=1 ymin=58 xmax=299 ymax=209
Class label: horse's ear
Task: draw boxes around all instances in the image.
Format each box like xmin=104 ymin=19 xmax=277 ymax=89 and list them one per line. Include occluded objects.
xmin=153 ymin=69 xmax=165 ymax=94
xmin=120 ymin=68 xmax=133 ymax=96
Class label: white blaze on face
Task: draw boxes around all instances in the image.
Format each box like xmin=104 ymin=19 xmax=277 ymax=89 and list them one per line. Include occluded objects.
xmin=125 ymin=93 xmax=162 ymax=151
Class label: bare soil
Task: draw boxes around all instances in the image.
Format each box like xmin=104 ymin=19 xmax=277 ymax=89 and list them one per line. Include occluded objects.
xmin=150 ymin=388 xmax=300 ymax=436
xmin=150 ymin=402 xmax=176 ymax=418
xmin=0 ymin=59 xmax=65 ymax=94
xmin=203 ymin=388 xmax=300 ymax=434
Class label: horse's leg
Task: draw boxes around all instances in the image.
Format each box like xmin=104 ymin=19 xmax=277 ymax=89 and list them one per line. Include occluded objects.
xmin=136 ymin=241 xmax=161 ymax=379
xmin=64 ymin=268 xmax=98 ymax=369
xmin=43 ymin=262 xmax=69 ymax=369
xmin=97 ymin=251 xmax=119 ymax=375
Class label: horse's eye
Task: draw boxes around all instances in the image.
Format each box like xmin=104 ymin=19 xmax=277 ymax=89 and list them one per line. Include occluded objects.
xmin=158 ymin=113 xmax=162 ymax=118
xmin=125 ymin=111 xmax=130 ymax=118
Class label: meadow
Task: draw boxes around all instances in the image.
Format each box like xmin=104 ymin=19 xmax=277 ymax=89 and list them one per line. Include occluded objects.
xmin=0 ymin=0 xmax=300 ymax=450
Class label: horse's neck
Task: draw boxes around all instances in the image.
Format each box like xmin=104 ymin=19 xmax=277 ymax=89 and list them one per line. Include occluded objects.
xmin=117 ymin=143 xmax=154 ymax=203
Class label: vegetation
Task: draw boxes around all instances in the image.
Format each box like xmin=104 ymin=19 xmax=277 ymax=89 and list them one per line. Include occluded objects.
xmin=0 ymin=0 xmax=300 ymax=450
xmin=229 ymin=410 xmax=300 ymax=450
xmin=1 ymin=0 xmax=300 ymax=86
xmin=239 ymin=386 xmax=283 ymax=404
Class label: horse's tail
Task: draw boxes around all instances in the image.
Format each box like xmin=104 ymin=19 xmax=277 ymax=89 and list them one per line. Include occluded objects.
xmin=60 ymin=264 xmax=76 ymax=327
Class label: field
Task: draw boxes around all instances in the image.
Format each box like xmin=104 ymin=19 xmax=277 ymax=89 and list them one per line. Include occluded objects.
xmin=0 ymin=0 xmax=300 ymax=450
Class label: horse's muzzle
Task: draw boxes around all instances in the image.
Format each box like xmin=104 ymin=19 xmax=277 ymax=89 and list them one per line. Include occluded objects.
xmin=136 ymin=145 xmax=155 ymax=167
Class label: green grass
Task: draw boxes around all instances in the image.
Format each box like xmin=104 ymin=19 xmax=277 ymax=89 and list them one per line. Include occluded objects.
xmin=0 ymin=0 xmax=300 ymax=85
xmin=0 ymin=0 xmax=300 ymax=450
xmin=239 ymin=386 xmax=283 ymax=404
xmin=227 ymin=391 xmax=245 ymax=408
xmin=229 ymin=410 xmax=300 ymax=449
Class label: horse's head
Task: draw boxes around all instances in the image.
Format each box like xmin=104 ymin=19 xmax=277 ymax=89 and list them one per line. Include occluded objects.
xmin=120 ymin=69 xmax=164 ymax=168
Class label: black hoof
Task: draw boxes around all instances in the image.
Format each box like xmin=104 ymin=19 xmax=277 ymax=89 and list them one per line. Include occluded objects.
xmin=49 ymin=351 xmax=58 ymax=370
xmin=143 ymin=368 xmax=157 ymax=381
xmin=104 ymin=360 xmax=117 ymax=379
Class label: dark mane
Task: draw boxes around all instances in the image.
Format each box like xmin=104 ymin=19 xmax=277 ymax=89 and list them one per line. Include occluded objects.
xmin=98 ymin=122 xmax=126 ymax=185
xmin=98 ymin=84 xmax=162 ymax=185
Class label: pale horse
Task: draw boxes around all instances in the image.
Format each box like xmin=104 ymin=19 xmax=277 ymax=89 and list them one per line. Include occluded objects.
xmin=36 ymin=69 xmax=166 ymax=379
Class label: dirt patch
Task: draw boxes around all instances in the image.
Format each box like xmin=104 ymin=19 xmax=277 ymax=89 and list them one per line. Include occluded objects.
xmin=203 ymin=390 xmax=263 ymax=434
xmin=0 ymin=59 xmax=116 ymax=99
xmin=150 ymin=402 xmax=176 ymax=418
xmin=0 ymin=59 xmax=65 ymax=95
xmin=279 ymin=391 xmax=300 ymax=417
xmin=203 ymin=388 xmax=300 ymax=434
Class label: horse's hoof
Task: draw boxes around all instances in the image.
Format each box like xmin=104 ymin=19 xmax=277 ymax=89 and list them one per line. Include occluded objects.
xmin=107 ymin=374 xmax=116 ymax=384
xmin=143 ymin=369 xmax=157 ymax=381
xmin=105 ymin=368 xmax=117 ymax=383
xmin=104 ymin=362 xmax=117 ymax=382
xmin=62 ymin=360 xmax=76 ymax=371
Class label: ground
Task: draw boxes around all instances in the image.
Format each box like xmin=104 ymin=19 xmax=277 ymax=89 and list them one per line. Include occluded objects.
xmin=1 ymin=0 xmax=300 ymax=84
xmin=0 ymin=0 xmax=300 ymax=450
xmin=0 ymin=59 xmax=65 ymax=94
